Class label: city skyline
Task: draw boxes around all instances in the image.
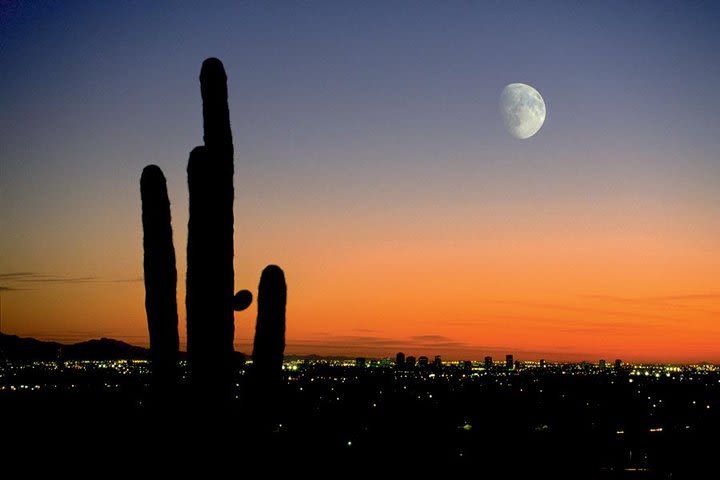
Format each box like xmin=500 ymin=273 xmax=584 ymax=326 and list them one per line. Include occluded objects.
xmin=4 ymin=342 xmax=717 ymax=475
xmin=2 ymin=2 xmax=719 ymax=363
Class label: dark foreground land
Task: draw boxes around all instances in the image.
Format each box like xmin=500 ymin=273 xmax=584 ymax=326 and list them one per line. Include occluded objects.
xmin=2 ymin=357 xmax=718 ymax=478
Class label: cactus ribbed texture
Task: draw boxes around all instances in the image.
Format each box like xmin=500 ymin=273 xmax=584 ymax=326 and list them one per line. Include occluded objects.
xmin=186 ymin=58 xmax=236 ymax=398
xmin=140 ymin=165 xmax=179 ymax=390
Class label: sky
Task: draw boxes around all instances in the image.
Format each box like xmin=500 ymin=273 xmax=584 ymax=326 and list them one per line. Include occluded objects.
xmin=1 ymin=1 xmax=719 ymax=362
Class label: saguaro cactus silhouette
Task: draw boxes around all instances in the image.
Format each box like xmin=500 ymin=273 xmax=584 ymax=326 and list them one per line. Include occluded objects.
xmin=245 ymin=265 xmax=287 ymax=429
xmin=253 ymin=266 xmax=287 ymax=393
xmin=140 ymin=165 xmax=180 ymax=390
xmin=140 ymin=58 xmax=286 ymax=416
xmin=186 ymin=58 xmax=236 ymax=398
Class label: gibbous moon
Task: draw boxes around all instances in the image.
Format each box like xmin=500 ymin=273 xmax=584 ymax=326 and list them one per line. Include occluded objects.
xmin=500 ymin=83 xmax=546 ymax=139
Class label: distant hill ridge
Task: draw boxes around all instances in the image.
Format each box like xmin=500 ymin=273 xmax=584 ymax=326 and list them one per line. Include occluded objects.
xmin=0 ymin=333 xmax=356 ymax=362
xmin=0 ymin=333 xmax=148 ymax=361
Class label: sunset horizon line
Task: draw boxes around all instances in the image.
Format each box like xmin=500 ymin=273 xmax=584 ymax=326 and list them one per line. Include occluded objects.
xmin=4 ymin=330 xmax=717 ymax=365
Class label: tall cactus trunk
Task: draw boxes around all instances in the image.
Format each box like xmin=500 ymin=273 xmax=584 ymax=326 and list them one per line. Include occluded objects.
xmin=140 ymin=165 xmax=179 ymax=392
xmin=252 ymin=265 xmax=287 ymax=427
xmin=186 ymin=58 xmax=236 ymax=401
xmin=141 ymin=58 xmax=287 ymax=423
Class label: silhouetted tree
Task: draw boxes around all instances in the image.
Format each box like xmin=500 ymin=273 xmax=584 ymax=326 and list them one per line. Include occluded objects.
xmin=140 ymin=165 xmax=179 ymax=392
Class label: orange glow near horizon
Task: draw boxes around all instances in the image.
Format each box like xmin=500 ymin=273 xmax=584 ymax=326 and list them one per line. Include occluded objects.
xmin=2 ymin=200 xmax=718 ymax=364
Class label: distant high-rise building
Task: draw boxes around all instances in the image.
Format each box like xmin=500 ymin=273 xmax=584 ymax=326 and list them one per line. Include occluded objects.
xmin=418 ymin=356 xmax=429 ymax=367
xmin=614 ymin=359 xmax=622 ymax=370
xmin=434 ymin=355 xmax=442 ymax=368
xmin=514 ymin=360 xmax=521 ymax=370
xmin=540 ymin=359 xmax=545 ymax=368
xmin=506 ymin=354 xmax=514 ymax=370
xmin=484 ymin=356 xmax=492 ymax=369
xmin=356 ymin=357 xmax=366 ymax=368
xmin=406 ymin=356 xmax=416 ymax=368
xmin=599 ymin=359 xmax=606 ymax=369
xmin=463 ymin=360 xmax=472 ymax=371
xmin=396 ymin=352 xmax=405 ymax=369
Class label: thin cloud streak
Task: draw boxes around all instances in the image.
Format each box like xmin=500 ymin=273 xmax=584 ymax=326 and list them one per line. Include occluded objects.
xmin=257 ymin=335 xmax=594 ymax=359
xmin=581 ymin=293 xmax=720 ymax=303
xmin=411 ymin=335 xmax=454 ymax=342
xmin=579 ymin=293 xmax=720 ymax=316
xmin=0 ymin=272 xmax=143 ymax=287
xmin=24 ymin=277 xmax=98 ymax=283
xmin=435 ymin=314 xmax=669 ymax=331
xmin=107 ymin=277 xmax=143 ymax=283
xmin=489 ymin=300 xmax=689 ymax=325
xmin=0 ymin=272 xmax=36 ymax=279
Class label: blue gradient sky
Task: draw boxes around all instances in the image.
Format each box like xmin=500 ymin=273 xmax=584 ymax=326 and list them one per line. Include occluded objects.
xmin=1 ymin=1 xmax=719 ymax=361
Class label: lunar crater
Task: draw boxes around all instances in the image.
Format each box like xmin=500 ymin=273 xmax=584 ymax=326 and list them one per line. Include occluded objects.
xmin=500 ymin=83 xmax=546 ymax=139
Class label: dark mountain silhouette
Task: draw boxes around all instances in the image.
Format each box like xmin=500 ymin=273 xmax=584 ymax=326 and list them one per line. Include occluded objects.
xmin=0 ymin=333 xmax=62 ymax=360
xmin=64 ymin=338 xmax=149 ymax=360
xmin=0 ymin=333 xmax=148 ymax=360
xmin=284 ymin=354 xmax=356 ymax=361
xmin=0 ymin=333 xmax=353 ymax=364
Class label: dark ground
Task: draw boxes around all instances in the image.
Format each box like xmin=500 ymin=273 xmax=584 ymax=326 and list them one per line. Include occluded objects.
xmin=2 ymin=360 xmax=718 ymax=478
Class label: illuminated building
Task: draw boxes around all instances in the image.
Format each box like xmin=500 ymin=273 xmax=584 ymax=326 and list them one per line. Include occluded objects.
xmin=484 ymin=356 xmax=493 ymax=369
xmin=396 ymin=352 xmax=405 ymax=369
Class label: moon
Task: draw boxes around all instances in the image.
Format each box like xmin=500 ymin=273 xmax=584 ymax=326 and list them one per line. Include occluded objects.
xmin=500 ymin=83 xmax=546 ymax=139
